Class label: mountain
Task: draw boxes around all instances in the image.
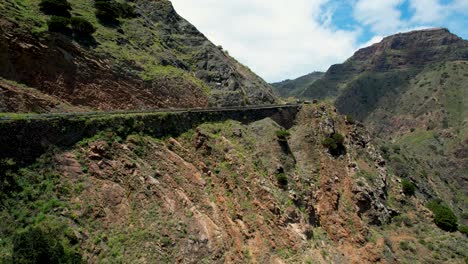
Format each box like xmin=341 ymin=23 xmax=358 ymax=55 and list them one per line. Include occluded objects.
xmin=301 ymin=28 xmax=468 ymax=104
xmin=1 ymin=2 xmax=468 ymax=262
xmin=0 ymin=0 xmax=277 ymax=113
xmin=271 ymin=71 xmax=324 ymax=98
xmin=281 ymin=28 xmax=468 ymax=222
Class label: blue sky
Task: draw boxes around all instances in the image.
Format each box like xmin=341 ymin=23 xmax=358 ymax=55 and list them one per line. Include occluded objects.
xmin=171 ymin=0 xmax=468 ymax=82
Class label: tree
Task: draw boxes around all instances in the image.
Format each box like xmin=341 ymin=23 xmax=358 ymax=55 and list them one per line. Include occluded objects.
xmin=39 ymin=0 xmax=72 ymax=17
xmin=71 ymin=17 xmax=96 ymax=37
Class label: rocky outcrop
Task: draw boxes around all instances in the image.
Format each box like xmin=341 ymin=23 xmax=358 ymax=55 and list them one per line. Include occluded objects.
xmin=134 ymin=0 xmax=277 ymax=106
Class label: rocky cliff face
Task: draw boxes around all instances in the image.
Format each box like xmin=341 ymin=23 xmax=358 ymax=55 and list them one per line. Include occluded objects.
xmin=0 ymin=0 xmax=276 ymax=112
xmin=0 ymin=104 xmax=400 ymax=263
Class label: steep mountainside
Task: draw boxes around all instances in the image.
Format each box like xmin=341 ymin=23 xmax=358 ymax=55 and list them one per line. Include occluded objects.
xmin=2 ymin=104 xmax=466 ymax=263
xmin=301 ymin=28 xmax=467 ymax=105
xmin=280 ymin=29 xmax=468 ymax=226
xmin=271 ymin=71 xmax=324 ymax=98
xmin=0 ymin=0 xmax=276 ymax=112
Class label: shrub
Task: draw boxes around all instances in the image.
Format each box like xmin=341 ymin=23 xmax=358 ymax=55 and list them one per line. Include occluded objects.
xmin=276 ymin=173 xmax=288 ymax=186
xmin=275 ymin=130 xmax=290 ymax=141
xmin=94 ymin=0 xmax=120 ymax=22
xmin=427 ymin=199 xmax=458 ymax=232
xmin=392 ymin=145 xmax=401 ymax=154
xmin=458 ymin=225 xmax=468 ymax=236
xmin=399 ymin=240 xmax=416 ymax=252
xmin=322 ymin=133 xmax=346 ymax=156
xmin=71 ymin=17 xmax=96 ymax=36
xmin=12 ymin=227 xmax=81 ymax=263
xmin=118 ymin=2 xmax=136 ymax=18
xmin=47 ymin=16 xmax=70 ymax=33
xmin=332 ymin=133 xmax=344 ymax=144
xmin=401 ymin=179 xmax=416 ymax=196
xmin=39 ymin=0 xmax=72 ymax=17
xmin=0 ymin=158 xmax=18 ymax=198
xmin=94 ymin=0 xmax=135 ymax=23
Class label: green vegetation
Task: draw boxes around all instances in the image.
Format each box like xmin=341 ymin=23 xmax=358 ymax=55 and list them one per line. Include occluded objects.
xmin=399 ymin=240 xmax=416 ymax=252
xmin=12 ymin=226 xmax=81 ymax=263
xmin=322 ymin=133 xmax=346 ymax=156
xmin=459 ymin=225 xmax=468 ymax=236
xmin=70 ymin=17 xmax=95 ymax=36
xmin=427 ymin=199 xmax=458 ymax=232
xmin=275 ymin=129 xmax=291 ymax=141
xmin=276 ymin=173 xmax=288 ymax=186
xmin=0 ymin=151 xmax=83 ymax=262
xmin=47 ymin=16 xmax=70 ymax=33
xmin=39 ymin=0 xmax=71 ymax=17
xmin=401 ymin=179 xmax=416 ymax=196
xmin=94 ymin=0 xmax=135 ymax=24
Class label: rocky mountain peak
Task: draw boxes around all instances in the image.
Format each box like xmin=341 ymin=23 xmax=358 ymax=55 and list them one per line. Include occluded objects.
xmin=353 ymin=28 xmax=467 ymax=65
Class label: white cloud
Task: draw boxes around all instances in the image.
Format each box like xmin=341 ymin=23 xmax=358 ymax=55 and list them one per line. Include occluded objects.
xmin=169 ymin=0 xmax=467 ymax=82
xmin=409 ymin=0 xmax=447 ymax=24
xmin=170 ymin=0 xmax=361 ymax=82
xmin=410 ymin=0 xmax=468 ymax=25
xmin=353 ymin=0 xmax=406 ymax=34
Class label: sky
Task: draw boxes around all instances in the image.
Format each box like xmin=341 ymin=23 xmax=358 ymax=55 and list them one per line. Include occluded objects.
xmin=170 ymin=0 xmax=468 ymax=82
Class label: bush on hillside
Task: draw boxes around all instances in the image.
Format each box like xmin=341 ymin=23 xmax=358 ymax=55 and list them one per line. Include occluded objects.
xmin=427 ymin=199 xmax=458 ymax=232
xmin=12 ymin=226 xmax=81 ymax=263
xmin=401 ymin=179 xmax=416 ymax=196
xmin=71 ymin=17 xmax=96 ymax=37
xmin=94 ymin=0 xmax=120 ymax=23
xmin=47 ymin=16 xmax=70 ymax=33
xmin=275 ymin=129 xmax=290 ymax=141
xmin=458 ymin=225 xmax=468 ymax=236
xmin=276 ymin=173 xmax=288 ymax=186
xmin=322 ymin=133 xmax=346 ymax=156
xmin=0 ymin=158 xmax=18 ymax=198
xmin=94 ymin=0 xmax=136 ymax=24
xmin=39 ymin=0 xmax=72 ymax=17
xmin=118 ymin=2 xmax=136 ymax=18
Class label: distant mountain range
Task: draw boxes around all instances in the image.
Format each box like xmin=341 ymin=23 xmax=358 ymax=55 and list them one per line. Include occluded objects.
xmin=271 ymin=71 xmax=324 ymax=98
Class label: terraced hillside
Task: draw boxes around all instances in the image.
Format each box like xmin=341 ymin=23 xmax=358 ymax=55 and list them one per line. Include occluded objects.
xmin=0 ymin=0 xmax=277 ymax=112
